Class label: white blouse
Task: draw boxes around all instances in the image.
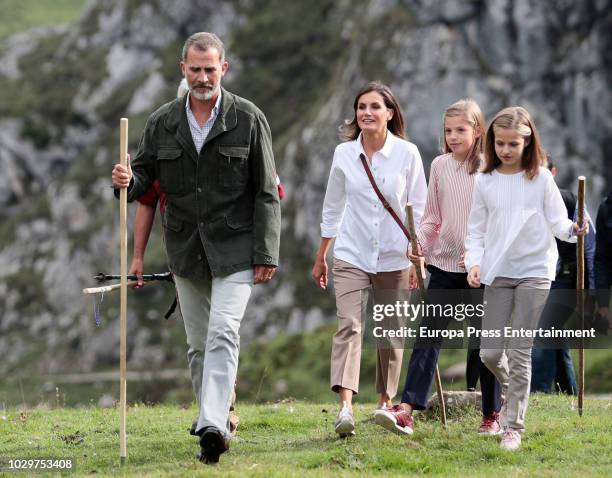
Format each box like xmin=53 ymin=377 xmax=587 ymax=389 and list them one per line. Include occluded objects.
xmin=320 ymin=131 xmax=427 ymax=273
xmin=464 ymin=167 xmax=575 ymax=285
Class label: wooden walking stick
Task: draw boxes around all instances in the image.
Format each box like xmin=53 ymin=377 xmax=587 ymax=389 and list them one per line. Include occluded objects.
xmin=406 ymin=203 xmax=447 ymax=427
xmin=119 ymin=118 xmax=129 ymax=463
xmin=577 ymin=176 xmax=586 ymax=416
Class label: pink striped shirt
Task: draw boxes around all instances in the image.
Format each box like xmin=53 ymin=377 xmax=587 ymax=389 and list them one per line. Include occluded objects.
xmin=417 ymin=153 xmax=478 ymax=273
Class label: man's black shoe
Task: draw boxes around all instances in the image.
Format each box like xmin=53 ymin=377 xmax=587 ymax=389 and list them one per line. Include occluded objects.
xmin=198 ymin=427 xmax=229 ymax=464
xmin=191 ymin=414 xmax=239 ymax=436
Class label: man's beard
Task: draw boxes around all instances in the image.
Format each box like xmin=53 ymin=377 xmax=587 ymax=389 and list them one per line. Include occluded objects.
xmin=189 ymin=81 xmax=220 ymax=101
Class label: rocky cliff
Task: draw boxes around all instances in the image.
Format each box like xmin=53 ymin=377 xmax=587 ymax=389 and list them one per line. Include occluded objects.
xmin=0 ymin=0 xmax=610 ymax=381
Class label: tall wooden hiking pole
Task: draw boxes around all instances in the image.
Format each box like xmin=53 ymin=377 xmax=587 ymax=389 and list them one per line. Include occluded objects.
xmin=577 ymin=176 xmax=586 ymax=416
xmin=406 ymin=203 xmax=447 ymax=427
xmin=119 ymin=118 xmax=128 ymax=463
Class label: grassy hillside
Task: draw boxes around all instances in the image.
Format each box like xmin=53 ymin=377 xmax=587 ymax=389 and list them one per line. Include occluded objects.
xmin=1 ymin=325 xmax=611 ymax=408
xmin=1 ymin=397 xmax=611 ymax=477
xmin=0 ymin=0 xmax=87 ymax=39
xmin=237 ymin=326 xmax=612 ymax=403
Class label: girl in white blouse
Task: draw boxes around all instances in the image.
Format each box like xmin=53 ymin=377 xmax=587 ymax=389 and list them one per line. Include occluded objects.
xmin=464 ymin=106 xmax=588 ymax=451
xmin=312 ymin=82 xmax=426 ymax=437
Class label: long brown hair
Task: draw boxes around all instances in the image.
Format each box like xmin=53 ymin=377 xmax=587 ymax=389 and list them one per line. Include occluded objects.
xmin=483 ymin=106 xmax=546 ymax=180
xmin=443 ymin=99 xmax=485 ymax=175
xmin=340 ymin=81 xmax=406 ymax=141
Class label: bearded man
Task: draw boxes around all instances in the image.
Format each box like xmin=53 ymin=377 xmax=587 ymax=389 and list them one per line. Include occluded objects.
xmin=111 ymin=32 xmax=281 ymax=464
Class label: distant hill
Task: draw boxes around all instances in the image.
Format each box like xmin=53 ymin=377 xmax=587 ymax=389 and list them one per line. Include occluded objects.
xmin=0 ymin=0 xmax=86 ymax=39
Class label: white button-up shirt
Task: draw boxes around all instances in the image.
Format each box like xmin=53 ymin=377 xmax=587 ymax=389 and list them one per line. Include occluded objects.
xmin=464 ymin=167 xmax=576 ymax=285
xmin=321 ymin=131 xmax=427 ymax=273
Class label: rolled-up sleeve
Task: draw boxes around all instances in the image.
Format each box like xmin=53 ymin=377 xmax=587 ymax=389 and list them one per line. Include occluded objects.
xmin=320 ymin=151 xmax=346 ymax=238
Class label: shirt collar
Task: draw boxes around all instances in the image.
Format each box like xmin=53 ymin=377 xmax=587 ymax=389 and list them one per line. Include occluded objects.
xmin=356 ymin=130 xmax=396 ymax=159
xmin=185 ymin=90 xmax=222 ymax=121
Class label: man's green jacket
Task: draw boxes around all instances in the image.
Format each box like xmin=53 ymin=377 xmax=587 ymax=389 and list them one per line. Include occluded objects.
xmin=125 ymin=88 xmax=281 ymax=278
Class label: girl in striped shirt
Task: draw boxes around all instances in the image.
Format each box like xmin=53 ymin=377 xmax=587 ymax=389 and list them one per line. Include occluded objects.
xmin=375 ymin=99 xmax=502 ymax=436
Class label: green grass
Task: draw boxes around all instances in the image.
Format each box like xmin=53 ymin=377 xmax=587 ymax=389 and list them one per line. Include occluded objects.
xmin=1 ymin=396 xmax=611 ymax=477
xmin=2 ymin=324 xmax=611 ymax=408
xmin=0 ymin=0 xmax=87 ymax=39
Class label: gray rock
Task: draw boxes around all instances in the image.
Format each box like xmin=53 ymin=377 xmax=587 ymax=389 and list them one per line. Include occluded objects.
xmin=98 ymin=394 xmax=116 ymax=408
xmin=426 ymin=390 xmax=482 ymax=411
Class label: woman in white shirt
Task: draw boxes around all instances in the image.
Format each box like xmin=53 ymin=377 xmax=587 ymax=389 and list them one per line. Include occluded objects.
xmin=312 ymin=82 xmax=427 ymax=437
xmin=464 ymin=106 xmax=588 ymax=451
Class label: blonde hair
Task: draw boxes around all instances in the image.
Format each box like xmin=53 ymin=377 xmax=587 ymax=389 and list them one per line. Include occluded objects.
xmin=483 ymin=106 xmax=546 ymax=180
xmin=442 ymin=99 xmax=485 ymax=175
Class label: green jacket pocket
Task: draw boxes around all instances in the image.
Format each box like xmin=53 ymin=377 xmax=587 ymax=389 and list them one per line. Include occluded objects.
xmin=218 ymin=145 xmax=250 ymax=189
xmin=157 ymin=148 xmax=184 ymax=194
